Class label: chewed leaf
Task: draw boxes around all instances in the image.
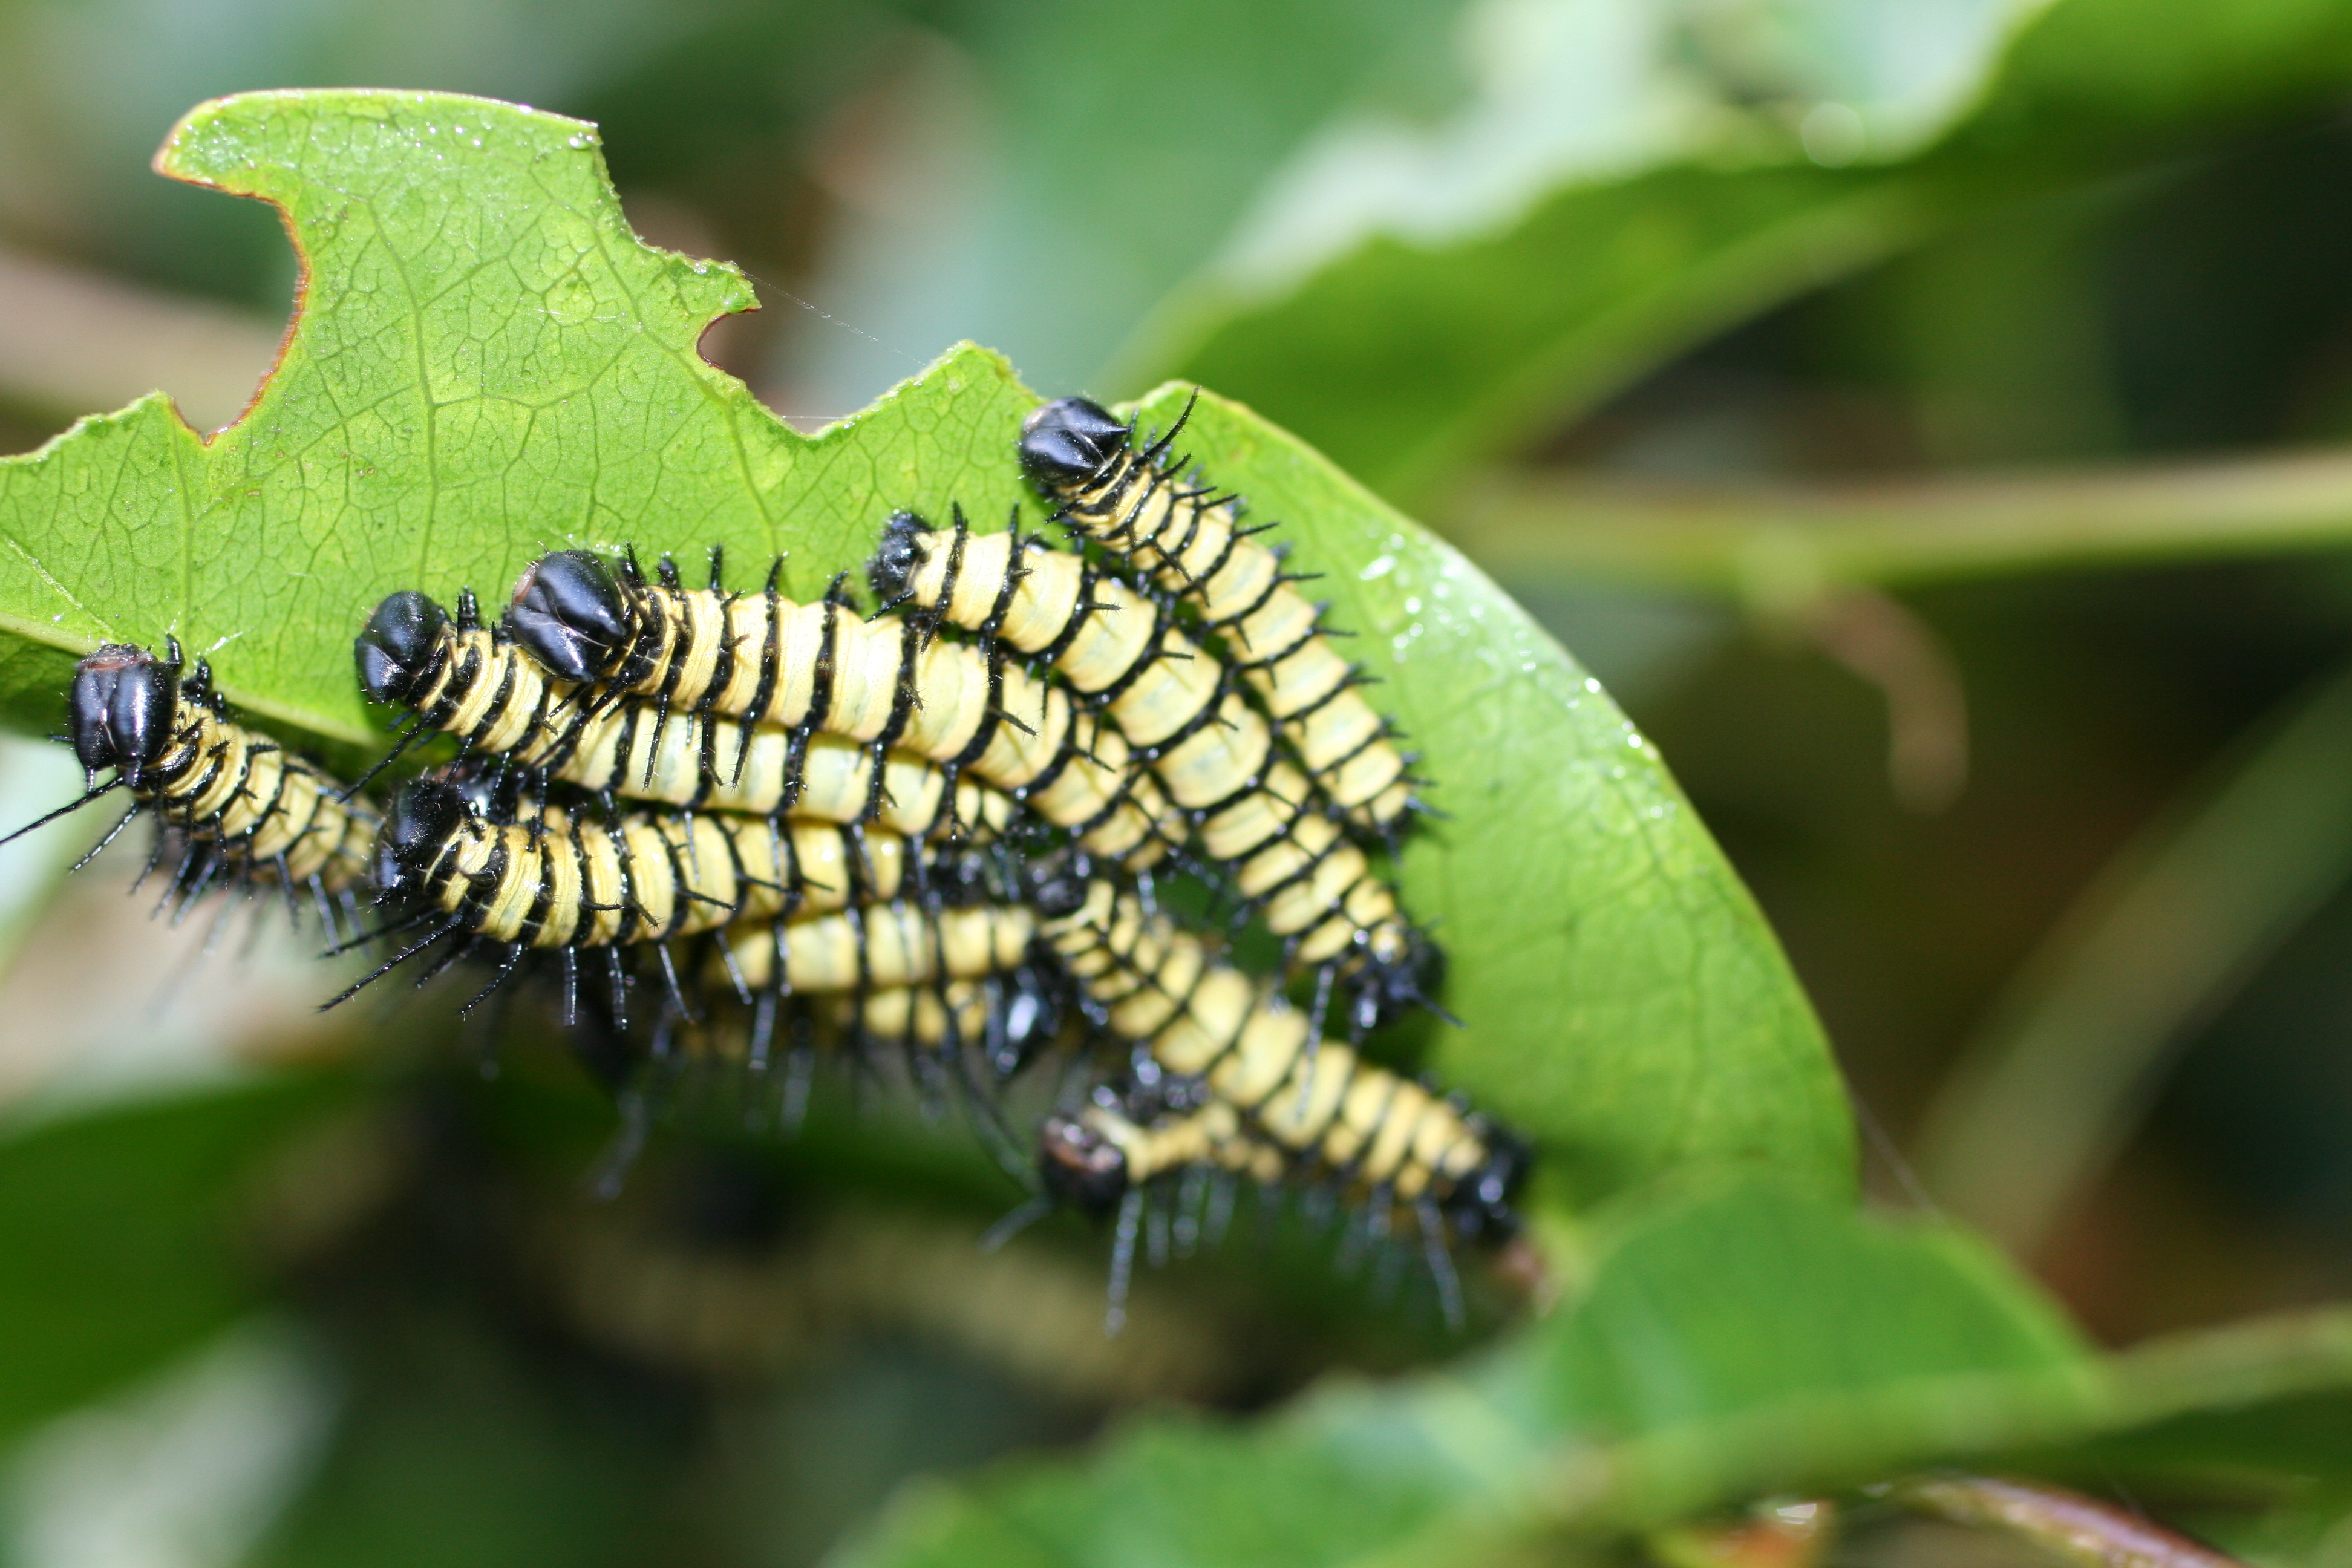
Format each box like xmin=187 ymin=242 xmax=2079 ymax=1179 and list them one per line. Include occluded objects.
xmin=0 ymin=89 xmax=1849 ymax=1197
xmin=0 ymin=89 xmax=1037 ymax=743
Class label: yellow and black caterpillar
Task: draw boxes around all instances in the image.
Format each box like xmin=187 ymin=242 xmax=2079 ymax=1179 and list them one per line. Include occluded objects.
xmin=1018 ymin=397 xmax=1418 ymax=834
xmin=872 ymin=509 xmax=1440 ymax=1036
xmin=712 ymin=898 xmax=1038 ymax=1000
xmin=501 ymin=551 xmax=1175 ymax=866
xmin=1030 ymin=868 xmax=1521 ymax=1269
xmin=371 ymin=770 xmax=936 ymax=956
xmin=357 ymin=589 xmax=1013 ymax=844
xmin=4 ymin=641 xmax=377 ymax=933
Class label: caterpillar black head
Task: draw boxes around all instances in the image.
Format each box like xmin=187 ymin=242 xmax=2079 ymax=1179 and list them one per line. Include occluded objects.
xmin=1036 ymin=1111 xmax=1128 ymax=1218
xmin=354 ymin=592 xmax=450 ymax=708
xmin=1018 ymin=397 xmax=1128 ymax=491
xmin=70 ymin=642 xmax=180 ymax=789
xmin=1439 ymin=1123 xmax=1530 ymax=1246
xmin=509 ymin=549 xmax=629 ymax=683
xmin=1025 ymin=853 xmax=1096 ymax=920
xmin=866 ymin=510 xmax=931 ymax=606
xmin=1351 ymin=929 xmax=1451 ymax=1037
xmin=374 ymin=775 xmax=468 ymax=897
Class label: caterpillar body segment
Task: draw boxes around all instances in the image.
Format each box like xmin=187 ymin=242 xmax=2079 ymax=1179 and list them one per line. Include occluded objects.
xmin=357 ymin=590 xmax=1010 ymax=842
xmin=1017 ymin=396 xmax=1416 ymax=832
xmin=716 ymin=899 xmax=1039 ymax=998
xmin=503 ymin=552 xmax=1177 ymax=867
xmin=873 ymin=509 xmax=1232 ymax=752
xmin=372 ymin=775 xmax=929 ymax=953
xmin=654 ymin=963 xmax=1066 ymax=1152
xmin=1037 ymin=1094 xmax=1285 ymax=1218
xmin=557 ymin=708 xmax=1013 ymax=844
xmin=822 ymin=967 xmax=1062 ymax=1073
xmin=874 ymin=508 xmax=1279 ymax=803
xmin=871 ymin=512 xmax=1436 ymax=1035
xmin=1031 ymin=872 xmax=1518 ymax=1245
xmin=11 ymin=641 xmax=379 ymax=926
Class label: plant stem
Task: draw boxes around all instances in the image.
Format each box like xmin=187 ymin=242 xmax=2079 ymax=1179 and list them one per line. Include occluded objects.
xmin=1446 ymin=450 xmax=2352 ymax=600
xmin=1912 ymin=661 xmax=2352 ymax=1253
xmin=1892 ymin=1475 xmax=2243 ymax=1568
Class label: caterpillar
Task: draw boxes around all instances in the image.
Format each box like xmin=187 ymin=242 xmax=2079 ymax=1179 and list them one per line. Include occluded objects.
xmin=824 ymin=968 xmax=1063 ymax=1080
xmin=713 ymin=898 xmax=1039 ymax=999
xmin=702 ymin=892 xmax=1045 ymax=1113
xmin=503 ymin=551 xmax=1177 ymax=867
xmin=872 ymin=509 xmax=1440 ymax=1037
xmin=357 ymin=590 xmax=1014 ymax=844
xmin=1030 ymin=1089 xmax=1279 ymax=1333
xmin=347 ymin=766 xmax=959 ymax=1023
xmin=1018 ymin=396 xmax=1417 ymax=834
xmin=1 ymin=640 xmax=377 ymax=933
xmin=1028 ymin=866 xmax=1524 ymax=1327
xmin=369 ymin=772 xmax=936 ymax=952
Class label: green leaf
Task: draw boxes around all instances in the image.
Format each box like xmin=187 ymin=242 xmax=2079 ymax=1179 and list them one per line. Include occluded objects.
xmin=1123 ymin=385 xmax=1852 ymax=1200
xmin=837 ymin=1187 xmax=2352 ymax=1568
xmin=0 ymin=88 xmax=1847 ymax=1198
xmin=1142 ymin=0 xmax=2352 ymax=511
xmin=0 ymin=90 xmax=1039 ymax=744
xmin=1159 ymin=163 xmax=1939 ymax=511
xmin=0 ymin=1073 xmax=354 ymax=1451
xmin=248 ymin=1308 xmax=676 ymax=1568
xmin=835 ymin=1182 xmax=2105 ymax=1568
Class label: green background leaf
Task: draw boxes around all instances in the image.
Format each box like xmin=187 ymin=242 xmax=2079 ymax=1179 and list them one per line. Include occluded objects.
xmin=837 ymin=1183 xmax=2109 ymax=1568
xmin=1146 ymin=0 xmax=2352 ymax=514
xmin=0 ymin=1074 xmax=354 ymax=1452
xmin=0 ymin=88 xmax=1851 ymax=1203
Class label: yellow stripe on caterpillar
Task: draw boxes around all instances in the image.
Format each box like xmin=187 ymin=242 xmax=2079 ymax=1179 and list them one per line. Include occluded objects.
xmin=501 ymin=554 xmax=1177 ymax=866
xmin=29 ymin=642 xmax=377 ymax=910
xmin=1033 ymin=874 xmax=1500 ymax=1210
xmin=1016 ymin=398 xmax=1415 ymax=831
xmin=718 ymin=900 xmax=1037 ymax=996
xmin=374 ymin=777 xmax=925 ymax=950
xmin=871 ymin=513 xmax=1434 ymax=1034
xmin=358 ymin=590 xmax=1013 ymax=843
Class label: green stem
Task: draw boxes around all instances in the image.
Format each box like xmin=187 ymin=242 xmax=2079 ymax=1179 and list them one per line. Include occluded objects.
xmin=1911 ymin=662 xmax=2352 ymax=1252
xmin=1445 ymin=449 xmax=2352 ymax=600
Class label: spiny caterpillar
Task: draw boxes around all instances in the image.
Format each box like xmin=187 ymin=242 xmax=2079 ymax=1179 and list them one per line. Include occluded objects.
xmin=713 ymin=898 xmax=1039 ymax=999
xmin=1018 ymin=396 xmax=1418 ymax=834
xmin=503 ymin=550 xmax=1177 ymax=867
xmin=356 ymin=590 xmax=1014 ymax=844
xmin=347 ymin=766 xmax=962 ymax=1023
xmin=1028 ymin=866 xmax=1523 ymax=1328
xmin=872 ymin=507 xmax=1437 ymax=1037
xmin=2 ymin=641 xmax=377 ymax=934
xmin=368 ymin=773 xmax=933 ymax=954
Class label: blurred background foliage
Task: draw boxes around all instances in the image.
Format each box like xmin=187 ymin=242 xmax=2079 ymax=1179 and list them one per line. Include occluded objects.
xmin=13 ymin=0 xmax=2352 ymax=1562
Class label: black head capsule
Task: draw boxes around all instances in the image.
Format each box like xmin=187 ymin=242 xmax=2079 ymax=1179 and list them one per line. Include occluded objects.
xmin=508 ymin=549 xmax=630 ymax=683
xmin=375 ymin=776 xmax=468 ymax=897
xmin=1027 ymin=854 xmax=1095 ymax=920
xmin=354 ymin=592 xmax=450 ymax=707
xmin=866 ymin=510 xmax=931 ymax=604
xmin=1439 ymin=1125 xmax=1530 ymax=1246
xmin=1353 ymin=931 xmax=1450 ymax=1036
xmin=70 ymin=644 xmax=179 ymax=789
xmin=1017 ymin=397 xmax=1128 ymax=492
xmin=1037 ymin=1112 xmax=1129 ymax=1218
